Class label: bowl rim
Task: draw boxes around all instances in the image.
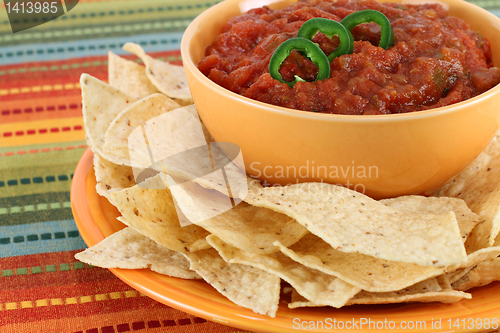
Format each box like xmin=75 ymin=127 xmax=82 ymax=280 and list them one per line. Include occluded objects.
xmin=181 ymin=0 xmax=500 ymax=123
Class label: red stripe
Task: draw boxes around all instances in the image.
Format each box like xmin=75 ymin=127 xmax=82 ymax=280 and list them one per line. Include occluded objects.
xmin=1 ymin=267 xmax=115 ymax=293
xmin=0 ymin=251 xmax=84 ymax=271
xmin=0 ymin=51 xmax=182 ymax=87
xmin=0 ymin=104 xmax=81 ymax=116
xmin=0 ymin=281 xmax=165 ymax=326
xmin=0 ymin=127 xmax=85 ymax=135
xmin=0 ymin=98 xmax=83 ymax=124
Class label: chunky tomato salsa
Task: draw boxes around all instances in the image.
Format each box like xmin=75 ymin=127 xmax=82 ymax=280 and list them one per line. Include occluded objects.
xmin=198 ymin=0 xmax=500 ymax=115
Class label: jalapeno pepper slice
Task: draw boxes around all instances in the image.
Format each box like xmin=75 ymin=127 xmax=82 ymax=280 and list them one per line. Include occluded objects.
xmin=340 ymin=9 xmax=395 ymax=49
xmin=297 ymin=17 xmax=354 ymax=61
xmin=268 ymin=37 xmax=330 ymax=87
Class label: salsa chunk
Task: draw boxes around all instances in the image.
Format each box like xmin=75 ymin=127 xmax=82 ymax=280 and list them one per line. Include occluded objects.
xmin=198 ymin=0 xmax=500 ymax=115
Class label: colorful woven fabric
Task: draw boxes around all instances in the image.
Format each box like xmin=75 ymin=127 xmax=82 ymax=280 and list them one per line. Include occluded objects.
xmin=0 ymin=0 xmax=254 ymax=332
xmin=1 ymin=0 xmax=499 ymax=332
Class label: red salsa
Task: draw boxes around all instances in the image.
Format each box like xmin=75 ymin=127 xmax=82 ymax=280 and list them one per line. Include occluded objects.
xmin=198 ymin=0 xmax=500 ymax=115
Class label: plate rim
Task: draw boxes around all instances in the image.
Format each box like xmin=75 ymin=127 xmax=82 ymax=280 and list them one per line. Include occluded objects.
xmin=71 ymin=147 xmax=500 ymax=333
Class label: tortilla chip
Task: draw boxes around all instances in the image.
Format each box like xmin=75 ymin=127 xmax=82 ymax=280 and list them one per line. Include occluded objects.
xmin=117 ymin=215 xmax=219 ymax=252
xmin=168 ymin=177 xmax=307 ymax=254
xmin=438 ymin=246 xmax=500 ymax=288
xmin=434 ymin=134 xmax=500 ymax=247
xmin=445 ymin=246 xmax=500 ymax=272
xmin=466 ymin=221 xmax=491 ymax=253
xmin=100 ymin=93 xmax=253 ymax=198
xmin=245 ymin=183 xmax=466 ymax=266
xmin=433 ymin=152 xmax=493 ymax=198
xmin=207 ymin=235 xmax=360 ymax=308
xmin=108 ymin=174 xmax=210 ymax=254
xmin=161 ymin=141 xmax=255 ymax=199
xmin=108 ymin=51 xmax=161 ymax=99
xmin=75 ymin=227 xmax=201 ymax=279
xmin=102 ymin=93 xmax=182 ymax=165
xmin=348 ymin=279 xmax=471 ymax=305
xmin=380 ymin=196 xmax=479 ymax=244
xmin=81 ymin=74 xmax=137 ymax=164
xmin=274 ymin=233 xmax=445 ymax=292
xmin=185 ymin=248 xmax=280 ymax=317
xmin=289 ymin=277 xmax=470 ymax=308
xmin=122 ymin=42 xmax=192 ymax=102
xmin=94 ymin=153 xmax=135 ymax=198
xmin=172 ymin=98 xmax=194 ymax=107
xmin=452 ymin=258 xmax=500 ymax=291
xmin=440 ymin=267 xmax=472 ymax=286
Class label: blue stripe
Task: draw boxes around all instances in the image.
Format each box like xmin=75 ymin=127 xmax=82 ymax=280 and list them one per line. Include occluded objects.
xmin=0 ymin=32 xmax=183 ymax=65
xmin=0 ymin=220 xmax=87 ymax=257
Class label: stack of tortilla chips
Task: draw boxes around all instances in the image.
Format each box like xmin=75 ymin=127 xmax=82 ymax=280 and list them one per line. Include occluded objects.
xmin=75 ymin=43 xmax=500 ymax=317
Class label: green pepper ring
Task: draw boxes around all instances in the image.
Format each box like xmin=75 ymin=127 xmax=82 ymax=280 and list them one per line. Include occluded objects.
xmin=297 ymin=17 xmax=354 ymax=61
xmin=268 ymin=37 xmax=331 ymax=88
xmin=340 ymin=9 xmax=395 ymax=49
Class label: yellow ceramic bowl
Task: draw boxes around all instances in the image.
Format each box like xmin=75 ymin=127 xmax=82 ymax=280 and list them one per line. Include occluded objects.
xmin=181 ymin=0 xmax=500 ymax=199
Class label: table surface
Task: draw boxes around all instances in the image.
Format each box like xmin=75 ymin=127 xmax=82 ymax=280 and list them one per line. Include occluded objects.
xmin=1 ymin=0 xmax=499 ymax=332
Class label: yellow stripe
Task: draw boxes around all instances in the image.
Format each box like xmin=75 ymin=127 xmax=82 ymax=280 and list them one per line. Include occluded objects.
xmin=20 ymin=301 xmax=33 ymax=308
xmin=0 ymin=83 xmax=80 ymax=97
xmin=2 ymin=289 xmax=146 ymax=310
xmin=5 ymin=303 xmax=17 ymax=310
xmin=65 ymin=298 xmax=78 ymax=305
xmin=0 ymin=117 xmax=84 ymax=148
xmin=50 ymin=299 xmax=63 ymax=306
xmin=35 ymin=300 xmax=48 ymax=307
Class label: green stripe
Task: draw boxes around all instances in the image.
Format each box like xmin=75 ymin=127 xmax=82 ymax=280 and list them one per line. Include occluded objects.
xmin=0 ymin=150 xmax=80 ymax=197
xmin=0 ymin=201 xmax=70 ymax=215
xmin=0 ymin=142 xmax=84 ymax=170
xmin=0 ymin=192 xmax=73 ymax=226
xmin=0 ymin=140 xmax=86 ymax=156
xmin=1 ymin=261 xmax=90 ymax=278
xmin=0 ymin=170 xmax=74 ymax=198
xmin=0 ymin=192 xmax=71 ymax=208
xmin=0 ymin=17 xmax=195 ymax=46
xmin=1 ymin=2 xmax=215 ymax=27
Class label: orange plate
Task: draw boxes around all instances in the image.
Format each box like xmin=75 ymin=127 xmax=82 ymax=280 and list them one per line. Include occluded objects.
xmin=72 ymin=148 xmax=500 ymax=333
